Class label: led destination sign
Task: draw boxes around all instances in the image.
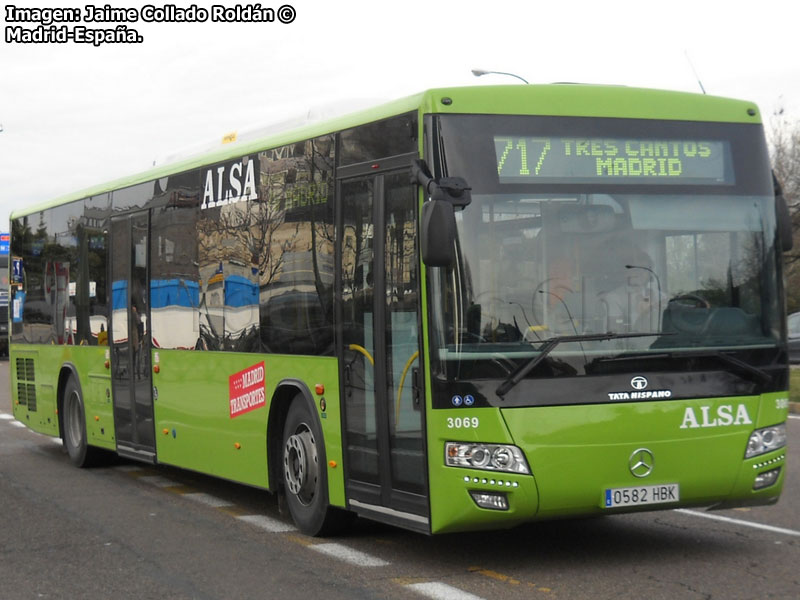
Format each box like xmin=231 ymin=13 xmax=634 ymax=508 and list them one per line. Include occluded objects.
xmin=495 ymin=136 xmax=732 ymax=185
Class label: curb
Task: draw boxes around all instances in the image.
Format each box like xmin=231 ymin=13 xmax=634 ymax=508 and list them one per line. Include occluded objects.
xmin=790 ymin=402 xmax=800 ymax=415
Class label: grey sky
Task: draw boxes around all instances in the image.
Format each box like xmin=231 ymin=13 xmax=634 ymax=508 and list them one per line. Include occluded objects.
xmin=2 ymin=0 xmax=798 ymax=225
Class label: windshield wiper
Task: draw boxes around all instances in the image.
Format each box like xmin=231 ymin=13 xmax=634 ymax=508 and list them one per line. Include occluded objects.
xmin=588 ymin=348 xmax=772 ymax=385
xmin=672 ymin=350 xmax=771 ymax=385
xmin=495 ymin=332 xmax=666 ymax=398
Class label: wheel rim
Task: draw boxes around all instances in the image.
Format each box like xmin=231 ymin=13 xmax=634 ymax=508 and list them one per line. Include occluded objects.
xmin=283 ymin=424 xmax=318 ymax=506
xmin=66 ymin=390 xmax=83 ymax=449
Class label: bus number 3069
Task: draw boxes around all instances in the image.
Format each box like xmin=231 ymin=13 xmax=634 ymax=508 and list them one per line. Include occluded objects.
xmin=447 ymin=417 xmax=480 ymax=429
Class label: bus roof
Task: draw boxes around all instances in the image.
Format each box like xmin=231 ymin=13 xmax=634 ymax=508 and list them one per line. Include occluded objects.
xmin=11 ymin=84 xmax=762 ymax=220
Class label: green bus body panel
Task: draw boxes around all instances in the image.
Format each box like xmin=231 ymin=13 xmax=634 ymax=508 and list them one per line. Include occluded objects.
xmin=426 ymin=407 xmax=539 ymax=533
xmin=417 ymin=85 xmax=762 ymax=123
xmin=11 ymin=85 xmax=761 ymax=221
xmin=9 ymin=346 xmax=345 ymax=509
xmin=10 ymin=345 xmax=116 ymax=450
xmin=426 ymin=393 xmax=787 ymax=533
xmin=152 ymin=351 xmax=345 ymax=506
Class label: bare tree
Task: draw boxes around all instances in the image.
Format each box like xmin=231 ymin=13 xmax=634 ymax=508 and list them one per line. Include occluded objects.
xmin=769 ymin=107 xmax=800 ymax=310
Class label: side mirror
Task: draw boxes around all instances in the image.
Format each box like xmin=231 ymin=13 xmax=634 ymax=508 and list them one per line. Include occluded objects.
xmin=412 ymin=160 xmax=470 ymax=268
xmin=421 ymin=199 xmax=456 ymax=267
xmin=774 ymin=173 xmax=793 ymax=252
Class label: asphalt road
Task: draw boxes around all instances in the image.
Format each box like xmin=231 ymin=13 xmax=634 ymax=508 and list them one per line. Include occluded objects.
xmin=1 ymin=358 xmax=798 ymax=599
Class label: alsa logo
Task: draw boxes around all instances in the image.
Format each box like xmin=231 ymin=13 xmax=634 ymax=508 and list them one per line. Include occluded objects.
xmin=679 ymin=404 xmax=752 ymax=429
xmin=202 ymin=157 xmax=258 ymax=210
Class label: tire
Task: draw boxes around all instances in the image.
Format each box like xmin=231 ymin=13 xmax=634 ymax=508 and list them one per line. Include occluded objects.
xmin=281 ymin=397 xmax=350 ymax=536
xmin=63 ymin=376 xmax=101 ymax=467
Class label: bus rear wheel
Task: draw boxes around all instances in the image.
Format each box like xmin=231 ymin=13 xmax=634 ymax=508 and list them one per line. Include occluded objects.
xmin=63 ymin=376 xmax=101 ymax=467
xmin=281 ymin=398 xmax=348 ymax=536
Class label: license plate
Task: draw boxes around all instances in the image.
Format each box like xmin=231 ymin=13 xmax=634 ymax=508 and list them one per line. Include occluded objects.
xmin=604 ymin=483 xmax=679 ymax=508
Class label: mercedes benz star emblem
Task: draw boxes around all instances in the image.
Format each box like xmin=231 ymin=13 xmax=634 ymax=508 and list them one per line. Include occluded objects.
xmin=629 ymin=448 xmax=654 ymax=478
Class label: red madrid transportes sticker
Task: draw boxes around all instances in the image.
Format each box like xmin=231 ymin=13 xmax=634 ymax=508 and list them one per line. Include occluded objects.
xmin=229 ymin=361 xmax=266 ymax=418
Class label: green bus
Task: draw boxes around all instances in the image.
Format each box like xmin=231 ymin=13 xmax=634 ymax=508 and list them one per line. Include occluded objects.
xmin=8 ymin=84 xmax=792 ymax=535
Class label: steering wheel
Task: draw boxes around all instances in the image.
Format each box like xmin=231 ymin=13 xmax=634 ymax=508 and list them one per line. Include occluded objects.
xmin=666 ymin=294 xmax=711 ymax=333
xmin=668 ymin=294 xmax=711 ymax=309
xmin=472 ymin=292 xmax=508 ymax=306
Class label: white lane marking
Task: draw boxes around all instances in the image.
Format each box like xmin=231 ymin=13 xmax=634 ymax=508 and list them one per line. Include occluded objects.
xmin=26 ymin=429 xmax=61 ymax=444
xmin=0 ymin=413 xmax=14 ymax=420
xmin=138 ymin=475 xmax=178 ymax=488
xmin=788 ymin=415 xmax=800 ymax=420
xmin=236 ymin=514 xmax=296 ymax=533
xmin=10 ymin=421 xmax=25 ymax=428
xmin=406 ymin=582 xmax=487 ymax=600
xmin=674 ymin=509 xmax=800 ymax=537
xmin=309 ymin=543 xmax=390 ymax=567
xmin=183 ymin=493 xmax=235 ymax=508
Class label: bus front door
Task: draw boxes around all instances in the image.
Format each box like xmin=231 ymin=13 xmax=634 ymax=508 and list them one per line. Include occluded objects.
xmin=339 ymin=166 xmax=429 ymax=532
xmin=110 ymin=212 xmax=156 ymax=462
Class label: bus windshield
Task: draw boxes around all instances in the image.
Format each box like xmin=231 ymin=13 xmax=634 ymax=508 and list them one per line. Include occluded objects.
xmin=427 ymin=115 xmax=781 ymax=405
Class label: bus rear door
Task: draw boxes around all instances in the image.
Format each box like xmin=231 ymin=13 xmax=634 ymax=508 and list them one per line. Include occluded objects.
xmin=110 ymin=212 xmax=156 ymax=462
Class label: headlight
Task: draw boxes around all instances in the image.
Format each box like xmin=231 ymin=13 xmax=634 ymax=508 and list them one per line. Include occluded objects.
xmin=745 ymin=424 xmax=786 ymax=458
xmin=445 ymin=442 xmax=530 ymax=474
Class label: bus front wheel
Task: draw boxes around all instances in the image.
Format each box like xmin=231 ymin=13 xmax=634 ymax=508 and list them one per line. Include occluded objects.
xmin=281 ymin=398 xmax=346 ymax=536
xmin=63 ymin=376 xmax=101 ymax=467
